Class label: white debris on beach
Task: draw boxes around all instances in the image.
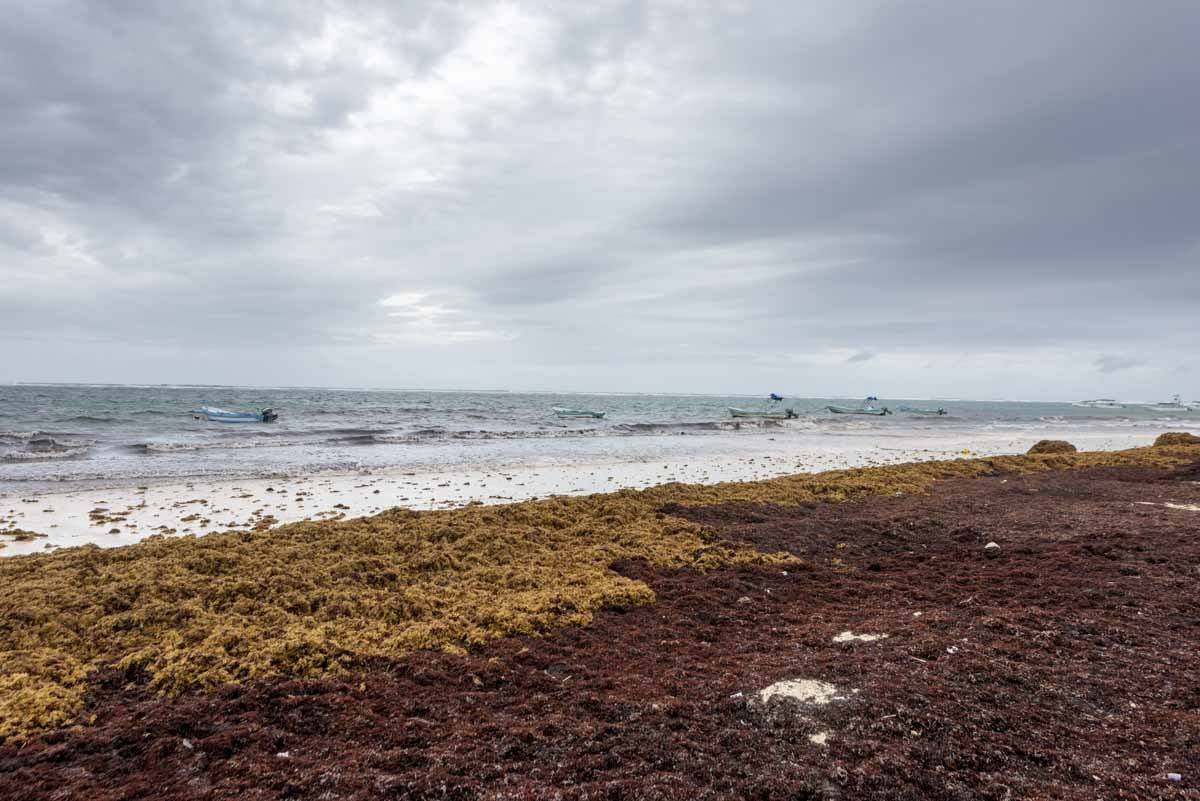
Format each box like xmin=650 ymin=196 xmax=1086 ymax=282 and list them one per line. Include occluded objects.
xmin=832 ymin=631 xmax=889 ymax=644
xmin=757 ymin=679 xmax=843 ymax=706
xmin=1135 ymin=501 xmax=1200 ymax=512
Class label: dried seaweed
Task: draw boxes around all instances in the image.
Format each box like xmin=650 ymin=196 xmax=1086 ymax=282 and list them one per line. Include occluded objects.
xmin=1154 ymin=431 xmax=1200 ymax=446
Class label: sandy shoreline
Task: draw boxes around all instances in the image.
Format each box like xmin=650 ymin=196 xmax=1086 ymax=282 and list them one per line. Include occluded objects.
xmin=0 ymin=428 xmax=1161 ymax=556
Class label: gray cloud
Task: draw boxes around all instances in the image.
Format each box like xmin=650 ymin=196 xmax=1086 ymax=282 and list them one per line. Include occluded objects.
xmin=0 ymin=0 xmax=1197 ymax=398
xmin=1095 ymin=355 xmax=1146 ymax=374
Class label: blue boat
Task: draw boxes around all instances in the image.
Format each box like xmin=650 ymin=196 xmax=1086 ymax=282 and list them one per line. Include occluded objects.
xmin=193 ymin=406 xmax=278 ymax=423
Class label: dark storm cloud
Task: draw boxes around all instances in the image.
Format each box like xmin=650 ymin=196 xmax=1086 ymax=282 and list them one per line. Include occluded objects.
xmin=0 ymin=0 xmax=1196 ymax=395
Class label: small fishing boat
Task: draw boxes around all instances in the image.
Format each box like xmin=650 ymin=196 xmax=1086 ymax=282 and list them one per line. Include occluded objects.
xmin=193 ymin=406 xmax=278 ymax=423
xmin=769 ymin=393 xmax=784 ymax=402
xmin=827 ymin=397 xmax=891 ymax=416
xmin=553 ymin=407 xmax=606 ymax=419
xmin=729 ymin=407 xmax=798 ymax=419
xmin=898 ymin=406 xmax=947 ymax=416
xmin=827 ymin=405 xmax=891 ymax=416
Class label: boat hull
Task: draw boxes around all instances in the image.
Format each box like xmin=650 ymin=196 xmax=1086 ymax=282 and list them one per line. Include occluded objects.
xmin=827 ymin=405 xmax=890 ymax=416
xmin=195 ymin=407 xmax=278 ymax=423
xmin=553 ymin=408 xmax=605 ymax=419
xmin=729 ymin=407 xmax=797 ymax=419
xmin=898 ymin=407 xmax=947 ymax=416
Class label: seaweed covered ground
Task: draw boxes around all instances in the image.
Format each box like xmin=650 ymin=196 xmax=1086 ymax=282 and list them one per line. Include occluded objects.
xmin=2 ymin=446 xmax=1199 ymax=798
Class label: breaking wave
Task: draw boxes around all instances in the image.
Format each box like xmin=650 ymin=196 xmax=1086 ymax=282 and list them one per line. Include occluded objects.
xmin=0 ymin=431 xmax=95 ymax=462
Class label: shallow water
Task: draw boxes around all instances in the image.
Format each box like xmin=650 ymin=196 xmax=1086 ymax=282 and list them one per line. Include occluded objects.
xmin=0 ymin=383 xmax=1194 ymax=493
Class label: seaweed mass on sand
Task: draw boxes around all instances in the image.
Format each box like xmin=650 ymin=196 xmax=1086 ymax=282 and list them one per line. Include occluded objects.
xmin=1 ymin=440 xmax=1199 ymax=799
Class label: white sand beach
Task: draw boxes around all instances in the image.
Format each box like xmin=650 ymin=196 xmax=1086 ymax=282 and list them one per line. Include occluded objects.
xmin=0 ymin=427 xmax=1160 ymax=557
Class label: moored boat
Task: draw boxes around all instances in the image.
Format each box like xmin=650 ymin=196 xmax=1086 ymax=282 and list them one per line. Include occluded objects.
xmin=553 ymin=407 xmax=606 ymax=419
xmin=827 ymin=405 xmax=891 ymax=416
xmin=729 ymin=407 xmax=798 ymax=419
xmin=898 ymin=406 xmax=947 ymax=416
xmin=193 ymin=406 xmax=278 ymax=423
xmin=827 ymin=397 xmax=891 ymax=416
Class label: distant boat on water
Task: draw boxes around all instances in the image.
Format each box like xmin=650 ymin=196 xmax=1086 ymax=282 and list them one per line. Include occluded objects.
xmin=193 ymin=406 xmax=278 ymax=423
xmin=898 ymin=406 xmax=947 ymax=416
xmin=827 ymin=405 xmax=890 ymax=416
xmin=553 ymin=407 xmax=606 ymax=419
xmin=1148 ymin=395 xmax=1193 ymax=413
xmin=768 ymin=393 xmax=784 ymax=402
xmin=827 ymin=397 xmax=891 ymax=416
xmin=1072 ymin=399 xmax=1124 ymax=409
xmin=729 ymin=407 xmax=798 ymax=419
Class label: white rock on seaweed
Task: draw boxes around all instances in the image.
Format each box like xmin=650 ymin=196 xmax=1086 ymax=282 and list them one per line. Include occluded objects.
xmin=757 ymin=679 xmax=842 ymax=706
xmin=832 ymin=631 xmax=888 ymax=644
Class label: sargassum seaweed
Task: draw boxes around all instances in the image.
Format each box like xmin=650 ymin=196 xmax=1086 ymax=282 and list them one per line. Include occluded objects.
xmin=1 ymin=444 xmax=1196 ymax=741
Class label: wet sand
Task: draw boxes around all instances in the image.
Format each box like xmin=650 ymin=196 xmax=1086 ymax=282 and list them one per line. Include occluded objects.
xmin=0 ymin=428 xmax=1161 ymax=556
xmin=1 ymin=445 xmax=1198 ymax=798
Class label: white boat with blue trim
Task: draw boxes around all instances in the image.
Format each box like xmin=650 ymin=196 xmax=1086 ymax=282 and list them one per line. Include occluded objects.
xmin=192 ymin=406 xmax=279 ymax=423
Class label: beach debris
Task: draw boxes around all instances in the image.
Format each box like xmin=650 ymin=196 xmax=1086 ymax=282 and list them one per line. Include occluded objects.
xmin=984 ymin=542 xmax=1001 ymax=558
xmin=1154 ymin=432 xmax=1200 ymax=447
xmin=1134 ymin=501 xmax=1200 ymax=512
xmin=1 ymin=528 xmax=47 ymax=542
xmin=757 ymin=679 xmax=842 ymax=706
xmin=832 ymin=631 xmax=888 ymax=644
xmin=736 ymin=596 xmax=752 ymax=605
xmin=808 ymin=731 xmax=830 ymax=746
xmin=1167 ymin=773 xmax=1182 ymax=781
xmin=1027 ymin=440 xmax=1077 ymax=454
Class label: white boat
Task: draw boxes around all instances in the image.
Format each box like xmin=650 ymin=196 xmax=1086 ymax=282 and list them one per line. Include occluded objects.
xmin=898 ymin=406 xmax=947 ymax=416
xmin=553 ymin=407 xmax=605 ymax=419
xmin=827 ymin=405 xmax=891 ymax=416
xmin=827 ymin=397 xmax=891 ymax=416
xmin=1149 ymin=395 xmax=1193 ymax=413
xmin=1072 ymin=399 xmax=1124 ymax=409
xmin=192 ymin=406 xmax=278 ymax=423
xmin=729 ymin=407 xmax=798 ymax=419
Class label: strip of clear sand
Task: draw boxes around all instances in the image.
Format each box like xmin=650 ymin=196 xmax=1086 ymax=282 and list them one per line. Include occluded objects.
xmin=0 ymin=427 xmax=1162 ymax=556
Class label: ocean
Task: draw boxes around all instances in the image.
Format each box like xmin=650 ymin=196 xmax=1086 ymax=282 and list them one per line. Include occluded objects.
xmin=2 ymin=383 xmax=1194 ymax=494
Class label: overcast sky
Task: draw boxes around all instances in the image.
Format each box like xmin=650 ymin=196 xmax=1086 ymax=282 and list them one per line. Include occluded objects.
xmin=1 ymin=1 xmax=1196 ymax=399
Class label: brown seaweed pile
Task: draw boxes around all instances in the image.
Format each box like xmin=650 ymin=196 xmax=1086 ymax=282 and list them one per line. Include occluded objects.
xmin=1 ymin=444 xmax=1197 ymax=742
xmin=1026 ymin=439 xmax=1077 ymax=454
xmin=1154 ymin=431 xmax=1200 ymax=446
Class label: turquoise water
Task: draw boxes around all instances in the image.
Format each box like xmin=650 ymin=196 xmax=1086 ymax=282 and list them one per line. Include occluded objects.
xmin=1 ymin=383 xmax=1193 ymax=490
